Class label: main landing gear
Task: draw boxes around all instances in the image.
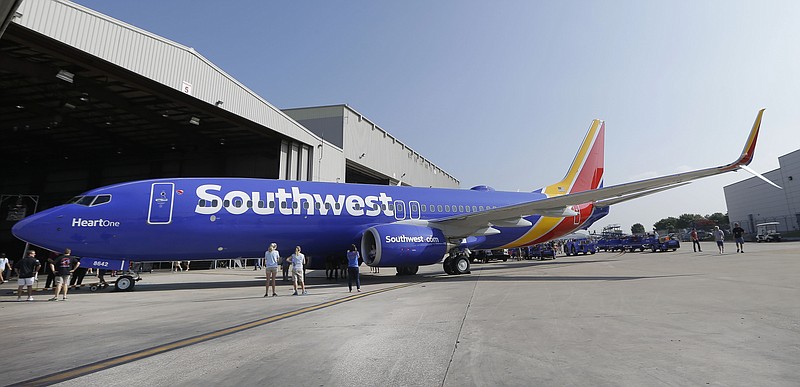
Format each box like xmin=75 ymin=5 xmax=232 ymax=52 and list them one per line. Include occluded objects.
xmin=443 ymin=252 xmax=471 ymax=275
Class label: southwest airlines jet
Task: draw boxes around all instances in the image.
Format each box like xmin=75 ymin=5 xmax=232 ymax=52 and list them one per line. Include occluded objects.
xmin=12 ymin=110 xmax=768 ymax=290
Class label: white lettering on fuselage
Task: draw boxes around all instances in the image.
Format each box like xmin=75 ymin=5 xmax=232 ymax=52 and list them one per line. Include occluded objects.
xmin=385 ymin=235 xmax=441 ymax=243
xmin=71 ymin=218 xmax=121 ymax=227
xmin=195 ymin=184 xmax=396 ymax=217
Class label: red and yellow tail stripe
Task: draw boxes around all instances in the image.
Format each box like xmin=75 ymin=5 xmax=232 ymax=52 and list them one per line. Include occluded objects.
xmin=500 ymin=120 xmax=605 ymax=248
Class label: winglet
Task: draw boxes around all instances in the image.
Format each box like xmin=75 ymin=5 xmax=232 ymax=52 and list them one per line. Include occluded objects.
xmin=721 ymin=108 xmax=765 ymax=171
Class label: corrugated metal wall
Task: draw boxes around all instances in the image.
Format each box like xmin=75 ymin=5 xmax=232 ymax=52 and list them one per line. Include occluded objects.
xmin=341 ymin=106 xmax=459 ymax=188
xmin=14 ymin=0 xmax=342 ymax=181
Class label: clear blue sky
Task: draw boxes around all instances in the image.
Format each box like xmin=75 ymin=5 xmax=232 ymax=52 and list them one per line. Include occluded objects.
xmin=74 ymin=0 xmax=800 ymax=233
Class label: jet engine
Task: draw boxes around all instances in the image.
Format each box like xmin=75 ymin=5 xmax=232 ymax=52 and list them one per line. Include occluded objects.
xmin=361 ymin=224 xmax=448 ymax=268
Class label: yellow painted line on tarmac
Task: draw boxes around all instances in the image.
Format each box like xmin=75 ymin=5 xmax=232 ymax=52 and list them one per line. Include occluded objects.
xmin=12 ymin=282 xmax=419 ymax=387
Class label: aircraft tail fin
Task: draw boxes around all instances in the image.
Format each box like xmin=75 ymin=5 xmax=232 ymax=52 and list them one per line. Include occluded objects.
xmin=541 ymin=119 xmax=605 ymax=196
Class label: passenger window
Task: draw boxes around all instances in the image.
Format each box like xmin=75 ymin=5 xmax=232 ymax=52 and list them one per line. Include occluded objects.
xmin=268 ymin=201 xmax=275 ymax=209
xmin=303 ymin=202 xmax=310 ymax=209
xmin=280 ymin=201 xmax=287 ymax=209
xmin=437 ymin=205 xmax=443 ymax=212
xmin=315 ymin=202 xmax=321 ymax=209
xmin=479 ymin=206 xmax=484 ymax=211
xmin=223 ymin=200 xmax=231 ymax=207
xmin=445 ymin=205 xmax=450 ymax=212
xmin=354 ymin=203 xmax=361 ymax=210
xmin=325 ymin=203 xmax=332 ymax=210
xmin=458 ymin=205 xmax=464 ymax=212
xmin=198 ymin=199 xmax=206 ymax=207
xmin=335 ymin=203 xmax=341 ymax=210
xmin=233 ymin=200 xmax=243 ymax=208
xmin=421 ymin=204 xmax=427 ymax=212
xmin=472 ymin=206 xmax=477 ymax=212
xmin=258 ymin=200 xmax=264 ymax=208
xmin=292 ymin=202 xmax=298 ymax=209
xmin=247 ymin=201 xmax=253 ymax=208
xmin=465 ymin=206 xmax=471 ymax=213
xmin=212 ymin=200 xmax=219 ymax=207
xmin=388 ymin=203 xmax=394 ymax=210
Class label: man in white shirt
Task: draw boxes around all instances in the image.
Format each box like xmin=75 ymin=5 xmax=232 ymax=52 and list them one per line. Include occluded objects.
xmin=0 ymin=253 xmax=10 ymax=284
xmin=263 ymin=243 xmax=280 ymax=297
xmin=289 ymin=246 xmax=307 ymax=295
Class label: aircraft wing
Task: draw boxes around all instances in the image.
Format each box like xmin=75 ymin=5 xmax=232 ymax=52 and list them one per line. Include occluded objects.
xmin=420 ymin=109 xmax=766 ymax=238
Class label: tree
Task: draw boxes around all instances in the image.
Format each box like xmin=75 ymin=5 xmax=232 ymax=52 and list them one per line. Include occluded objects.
xmin=676 ymin=213 xmax=703 ymax=229
xmin=654 ymin=217 xmax=678 ymax=232
xmin=706 ymin=212 xmax=730 ymax=229
xmin=631 ymin=223 xmax=645 ymax=234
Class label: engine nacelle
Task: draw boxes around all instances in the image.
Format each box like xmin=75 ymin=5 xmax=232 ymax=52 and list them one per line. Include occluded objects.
xmin=361 ymin=224 xmax=448 ymax=267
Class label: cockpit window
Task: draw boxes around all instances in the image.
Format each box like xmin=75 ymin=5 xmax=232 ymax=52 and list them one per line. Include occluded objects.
xmin=68 ymin=195 xmax=111 ymax=206
xmin=91 ymin=195 xmax=111 ymax=206
xmin=77 ymin=196 xmax=96 ymax=206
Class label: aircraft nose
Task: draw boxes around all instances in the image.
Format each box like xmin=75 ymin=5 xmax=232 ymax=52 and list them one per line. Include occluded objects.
xmin=12 ymin=211 xmax=55 ymax=246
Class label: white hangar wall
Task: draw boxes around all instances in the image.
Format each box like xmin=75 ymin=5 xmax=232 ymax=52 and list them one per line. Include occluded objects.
xmin=284 ymin=105 xmax=459 ymax=188
xmin=724 ymin=149 xmax=800 ymax=234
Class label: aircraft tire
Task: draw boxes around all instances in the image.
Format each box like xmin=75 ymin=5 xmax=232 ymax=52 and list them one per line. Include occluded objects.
xmin=115 ymin=275 xmax=135 ymax=292
xmin=443 ymin=257 xmax=455 ymax=275
xmin=453 ymin=256 xmax=470 ymax=275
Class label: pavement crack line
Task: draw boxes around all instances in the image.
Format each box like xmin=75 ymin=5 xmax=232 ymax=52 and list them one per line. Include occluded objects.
xmin=441 ymin=269 xmax=481 ymax=387
xmin=10 ymin=281 xmax=420 ymax=387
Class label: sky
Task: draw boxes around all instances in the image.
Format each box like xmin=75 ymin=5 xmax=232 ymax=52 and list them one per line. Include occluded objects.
xmin=73 ymin=0 xmax=800 ymax=233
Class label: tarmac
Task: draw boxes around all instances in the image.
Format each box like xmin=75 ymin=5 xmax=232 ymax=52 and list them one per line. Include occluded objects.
xmin=1 ymin=241 xmax=798 ymax=386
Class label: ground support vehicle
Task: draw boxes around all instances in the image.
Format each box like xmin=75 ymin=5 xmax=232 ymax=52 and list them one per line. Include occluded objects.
xmin=756 ymin=222 xmax=782 ymax=242
xmin=647 ymin=236 xmax=680 ymax=252
xmin=622 ymin=236 xmax=647 ymax=252
xmin=529 ymin=244 xmax=556 ymax=260
xmin=564 ymin=240 xmax=597 ymax=256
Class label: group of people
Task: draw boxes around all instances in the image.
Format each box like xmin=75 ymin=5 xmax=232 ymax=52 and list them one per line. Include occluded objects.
xmin=262 ymin=243 xmax=362 ymax=297
xmin=5 ymin=247 xmax=112 ymax=301
xmin=689 ymin=222 xmax=747 ymax=254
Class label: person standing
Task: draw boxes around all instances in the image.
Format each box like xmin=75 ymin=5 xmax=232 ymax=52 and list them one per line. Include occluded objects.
xmin=690 ymin=228 xmax=702 ymax=252
xmin=346 ymin=245 xmax=361 ymax=293
xmin=264 ymin=243 xmax=280 ymax=297
xmin=97 ymin=268 xmax=109 ymax=289
xmin=69 ymin=257 xmax=88 ymax=290
xmin=43 ymin=253 xmax=56 ymax=289
xmin=713 ymin=226 xmax=725 ymax=254
xmin=732 ymin=223 xmax=746 ymax=253
xmin=50 ymin=248 xmax=76 ymax=301
xmin=0 ymin=253 xmax=10 ymax=284
xmin=289 ymin=246 xmax=307 ymax=295
xmin=281 ymin=251 xmax=291 ymax=282
xmin=16 ymin=250 xmax=40 ymax=301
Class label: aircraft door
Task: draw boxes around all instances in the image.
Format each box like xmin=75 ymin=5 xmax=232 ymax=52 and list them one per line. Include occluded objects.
xmin=408 ymin=201 xmax=421 ymax=220
xmin=572 ymin=205 xmax=581 ymax=225
xmin=148 ymin=183 xmax=175 ymax=225
xmin=394 ymin=200 xmax=406 ymax=220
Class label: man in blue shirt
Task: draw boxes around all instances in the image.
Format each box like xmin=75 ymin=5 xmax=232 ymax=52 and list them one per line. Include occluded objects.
xmin=346 ymin=245 xmax=361 ymax=293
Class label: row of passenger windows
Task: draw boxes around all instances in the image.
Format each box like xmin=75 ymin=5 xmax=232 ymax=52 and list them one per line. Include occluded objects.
xmin=197 ymin=199 xmax=497 ymax=213
xmin=67 ymin=195 xmax=112 ymax=207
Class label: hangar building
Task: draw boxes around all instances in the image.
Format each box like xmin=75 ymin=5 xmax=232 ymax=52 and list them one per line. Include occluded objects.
xmin=0 ymin=0 xmax=458 ymax=257
xmin=724 ymin=149 xmax=800 ymax=234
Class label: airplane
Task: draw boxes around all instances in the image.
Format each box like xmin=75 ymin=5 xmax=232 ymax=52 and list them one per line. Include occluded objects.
xmin=11 ymin=109 xmax=771 ymax=291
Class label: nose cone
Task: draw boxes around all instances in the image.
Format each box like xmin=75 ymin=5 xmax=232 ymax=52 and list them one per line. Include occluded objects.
xmin=12 ymin=209 xmax=58 ymax=248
